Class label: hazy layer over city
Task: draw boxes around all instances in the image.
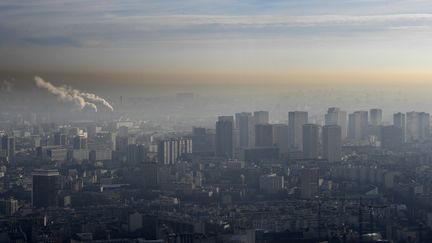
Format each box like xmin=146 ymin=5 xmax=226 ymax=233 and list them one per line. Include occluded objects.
xmin=2 ymin=1 xmax=432 ymax=125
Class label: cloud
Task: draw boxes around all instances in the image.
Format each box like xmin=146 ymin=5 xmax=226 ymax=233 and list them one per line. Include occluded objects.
xmin=21 ymin=36 xmax=82 ymax=47
xmin=108 ymin=14 xmax=432 ymax=28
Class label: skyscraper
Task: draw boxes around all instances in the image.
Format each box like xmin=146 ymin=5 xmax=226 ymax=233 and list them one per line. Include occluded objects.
xmin=272 ymin=124 xmax=289 ymax=156
xmin=1 ymin=135 xmax=15 ymax=162
xmin=288 ymin=111 xmax=308 ymax=151
xmin=325 ymin=107 xmax=347 ymax=139
xmin=406 ymin=111 xmax=430 ymax=142
xmin=192 ymin=127 xmax=215 ymax=154
xmin=393 ymin=112 xmax=406 ymax=142
xmin=419 ymin=112 xmax=430 ymax=142
xmin=406 ymin=111 xmax=419 ymax=142
xmin=370 ymin=108 xmax=383 ymax=126
xmin=215 ymin=116 xmax=234 ymax=158
xmin=127 ymin=144 xmax=147 ymax=165
xmin=253 ymin=111 xmax=269 ymax=125
xmin=348 ymin=111 xmax=368 ymax=141
xmin=302 ymin=124 xmax=320 ymax=159
xmin=255 ymin=124 xmax=274 ymax=147
xmin=32 ymin=169 xmax=60 ymax=208
xmin=322 ymin=125 xmax=342 ymax=162
xmin=235 ymin=112 xmax=254 ymax=148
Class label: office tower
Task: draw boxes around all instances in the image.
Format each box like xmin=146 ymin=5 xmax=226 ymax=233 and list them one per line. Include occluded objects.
xmin=73 ymin=135 xmax=87 ymax=150
xmin=235 ymin=112 xmax=254 ymax=148
xmin=255 ymin=124 xmax=274 ymax=147
xmin=115 ymin=136 xmax=135 ymax=153
xmin=325 ymin=107 xmax=347 ymax=139
xmin=254 ymin=111 xmax=269 ymax=125
xmin=259 ymin=174 xmax=284 ymax=194
xmin=300 ymin=168 xmax=319 ymax=199
xmin=215 ymin=116 xmax=234 ymax=158
xmin=1 ymin=135 xmax=15 ymax=161
xmin=127 ymin=144 xmax=147 ymax=165
xmin=369 ymin=109 xmax=383 ymax=140
xmin=348 ymin=111 xmax=368 ymax=140
xmin=381 ymin=125 xmax=404 ymax=150
xmin=348 ymin=114 xmax=355 ymax=139
xmin=53 ymin=132 xmax=67 ymax=146
xmin=406 ymin=111 xmax=420 ymax=142
xmin=302 ymin=124 xmax=320 ymax=159
xmin=272 ymin=124 xmax=289 ymax=155
xmin=158 ymin=138 xmax=192 ymax=164
xmin=192 ymin=127 xmax=215 ymax=154
xmin=233 ymin=128 xmax=240 ymax=158
xmin=419 ymin=112 xmax=430 ymax=141
xmin=32 ymin=169 xmax=60 ymax=208
xmin=393 ymin=112 xmax=406 ymax=142
xmin=322 ymin=125 xmax=342 ymax=162
xmin=288 ymin=111 xmax=308 ymax=151
xmin=0 ymin=198 xmax=18 ymax=216
xmin=370 ymin=109 xmax=383 ymax=126
xmin=406 ymin=111 xmax=430 ymax=142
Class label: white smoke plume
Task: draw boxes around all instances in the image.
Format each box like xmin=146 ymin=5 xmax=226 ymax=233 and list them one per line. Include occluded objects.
xmin=70 ymin=90 xmax=114 ymax=112
xmin=34 ymin=76 xmax=101 ymax=112
xmin=80 ymin=92 xmax=114 ymax=111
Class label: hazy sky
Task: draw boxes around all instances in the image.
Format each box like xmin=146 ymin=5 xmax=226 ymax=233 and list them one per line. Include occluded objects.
xmin=2 ymin=0 xmax=432 ymax=86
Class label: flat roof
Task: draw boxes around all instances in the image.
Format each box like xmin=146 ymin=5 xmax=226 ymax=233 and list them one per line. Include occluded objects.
xmin=32 ymin=169 xmax=59 ymax=176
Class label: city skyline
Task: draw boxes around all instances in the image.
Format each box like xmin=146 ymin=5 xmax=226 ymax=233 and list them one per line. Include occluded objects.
xmin=2 ymin=2 xmax=432 ymax=242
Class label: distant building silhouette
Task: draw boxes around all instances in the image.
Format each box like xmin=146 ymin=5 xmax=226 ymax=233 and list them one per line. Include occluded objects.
xmin=272 ymin=124 xmax=289 ymax=156
xmin=322 ymin=125 xmax=342 ymax=162
xmin=216 ymin=116 xmax=234 ymax=158
xmin=235 ymin=112 xmax=254 ymax=148
xmin=253 ymin=111 xmax=269 ymax=125
xmin=288 ymin=111 xmax=308 ymax=151
xmin=302 ymin=124 xmax=319 ymax=159
xmin=393 ymin=112 xmax=406 ymax=142
xmin=325 ymin=107 xmax=347 ymax=139
xmin=370 ymin=108 xmax=383 ymax=126
xmin=255 ymin=124 xmax=273 ymax=147
xmin=406 ymin=111 xmax=430 ymax=142
xmin=348 ymin=111 xmax=368 ymax=141
xmin=1 ymin=135 xmax=15 ymax=162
